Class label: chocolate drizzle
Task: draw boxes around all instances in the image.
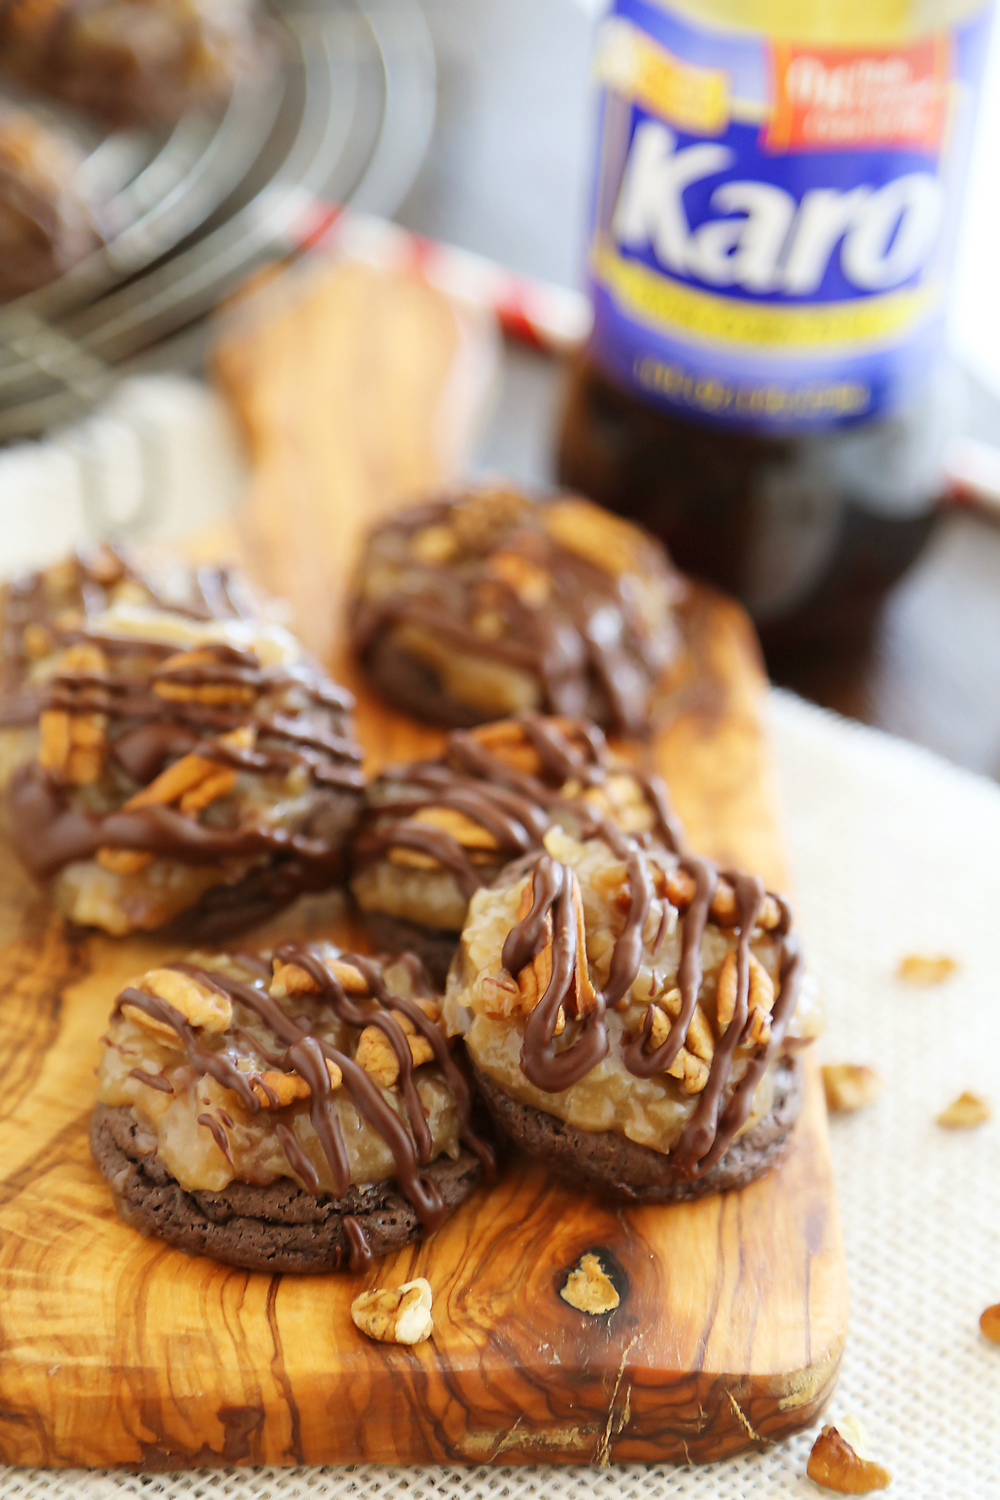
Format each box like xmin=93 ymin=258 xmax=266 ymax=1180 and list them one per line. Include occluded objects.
xmin=114 ymin=945 xmax=495 ymax=1270
xmin=503 ymin=857 xmax=609 ymax=1092
xmin=501 ymin=836 xmax=801 ymax=1180
xmin=351 ymin=491 xmax=682 ymax=736
xmin=353 ymin=712 xmax=683 ymax=905
xmin=0 ymin=548 xmax=364 ymax=896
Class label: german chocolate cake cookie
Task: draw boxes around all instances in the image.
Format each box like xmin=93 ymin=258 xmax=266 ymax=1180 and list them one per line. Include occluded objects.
xmin=0 ymin=105 xmax=101 ymax=302
xmin=350 ymin=484 xmax=684 ymax=737
xmin=443 ymin=826 xmax=820 ymax=1201
xmin=91 ymin=943 xmax=493 ymax=1272
xmin=0 ymin=546 xmax=364 ymax=937
xmin=0 ymin=0 xmax=263 ymax=129
xmin=351 ymin=712 xmax=684 ymax=984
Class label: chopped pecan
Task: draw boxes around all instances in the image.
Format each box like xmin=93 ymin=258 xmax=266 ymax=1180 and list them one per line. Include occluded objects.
xmin=153 ymin=648 xmax=256 ymax=706
xmin=684 ymin=1004 xmax=715 ymax=1063
xmin=465 ymin=716 xmax=595 ymax=779
xmin=251 ymin=1058 xmax=342 ymax=1107
xmin=355 ymin=1012 xmax=436 ymax=1089
xmin=652 ymin=864 xmax=782 ymax=932
xmin=822 ymin=1064 xmax=883 ymax=1114
xmin=559 ymin=1252 xmax=620 ymax=1315
xmin=59 ymin=642 xmax=107 ymax=675
xmin=410 ymin=805 xmax=500 ymax=851
xmin=351 ymin=1278 xmax=433 ymax=1345
xmin=667 ymin=1045 xmax=710 ymax=1095
xmin=22 ymin=622 xmax=52 ymax=660
xmin=488 ymin=550 xmax=551 ymax=607
xmin=38 ymin=707 xmax=107 ymax=786
xmin=38 ymin=710 xmax=71 ymax=777
xmin=581 ymin=770 xmax=656 ymax=836
xmin=897 ymin=953 xmax=957 ymax=985
xmin=511 ymin=868 xmax=596 ymax=1027
xmin=123 ymin=726 xmax=253 ymax=812
xmin=122 ymin=967 xmax=232 ymax=1044
xmin=97 ymin=848 xmax=154 ymax=875
xmin=936 ymin=1091 xmax=991 ymax=1129
xmin=410 ymin=524 xmax=457 ymax=565
xmin=980 ymin=1303 xmax=1000 ymax=1344
xmin=639 ymin=994 xmax=711 ymax=1082
xmin=716 ymin=950 xmax=774 ymax=1038
xmin=806 ymin=1422 xmax=891 ymax=1493
xmin=271 ymin=956 xmax=369 ymax=998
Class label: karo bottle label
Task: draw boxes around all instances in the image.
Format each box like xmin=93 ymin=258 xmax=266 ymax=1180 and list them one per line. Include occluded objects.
xmin=586 ymin=0 xmax=993 ymax=430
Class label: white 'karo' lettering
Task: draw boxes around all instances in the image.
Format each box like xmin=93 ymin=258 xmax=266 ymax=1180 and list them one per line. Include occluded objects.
xmin=612 ymin=120 xmax=944 ymax=295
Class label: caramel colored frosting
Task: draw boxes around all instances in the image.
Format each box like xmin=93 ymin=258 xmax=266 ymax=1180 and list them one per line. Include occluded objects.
xmin=351 ymin=485 xmax=684 ymax=736
xmin=0 ymin=545 xmax=363 ymax=933
xmin=445 ymin=827 xmax=821 ymax=1178
xmin=98 ymin=942 xmax=495 ymax=1268
xmin=352 ymin=712 xmax=683 ymax=935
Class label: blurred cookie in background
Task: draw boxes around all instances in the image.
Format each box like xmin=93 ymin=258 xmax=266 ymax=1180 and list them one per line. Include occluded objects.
xmin=0 ymin=0 xmax=266 ymax=130
xmin=351 ymin=484 xmax=685 ymax=738
xmin=0 ymin=103 xmax=101 ymax=301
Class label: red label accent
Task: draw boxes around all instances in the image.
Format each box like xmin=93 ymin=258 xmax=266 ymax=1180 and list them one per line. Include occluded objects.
xmin=766 ymin=37 xmax=951 ymax=153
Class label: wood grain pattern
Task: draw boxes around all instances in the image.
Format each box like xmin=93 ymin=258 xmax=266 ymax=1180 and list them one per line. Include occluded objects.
xmin=0 ymin=257 xmax=847 ymax=1470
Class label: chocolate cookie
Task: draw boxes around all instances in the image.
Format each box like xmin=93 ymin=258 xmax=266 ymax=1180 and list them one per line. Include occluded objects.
xmin=0 ymin=105 xmax=102 ymax=303
xmin=443 ymin=822 xmax=821 ymax=1199
xmin=91 ymin=1102 xmax=483 ymax=1273
xmin=91 ymin=944 xmax=494 ymax=1272
xmin=351 ymin=713 xmax=683 ymax=985
xmin=0 ymin=0 xmax=264 ymax=129
xmin=350 ymin=484 xmax=684 ymax=737
xmin=471 ymin=1055 xmax=803 ymax=1203
xmin=0 ymin=544 xmax=365 ymax=937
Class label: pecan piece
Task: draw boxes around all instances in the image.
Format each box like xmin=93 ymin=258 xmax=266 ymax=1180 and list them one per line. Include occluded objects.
xmin=511 ymin=868 xmax=596 ymax=1026
xmin=806 ymin=1422 xmax=891 ymax=1493
xmin=936 ymin=1091 xmax=991 ymax=1129
xmin=667 ymin=1044 xmax=710 ymax=1095
xmin=897 ymin=953 xmax=957 ymax=985
xmin=271 ymin=956 xmax=370 ymax=998
xmin=652 ymin=864 xmax=782 ymax=932
xmin=822 ymin=1065 xmax=883 ymax=1114
xmin=38 ymin=707 xmax=107 ymax=785
xmin=251 ymin=1058 xmax=342 ymax=1107
xmin=716 ymin=950 xmax=774 ymax=1039
xmin=410 ymin=524 xmax=457 ymax=565
xmin=488 ymin=550 xmax=551 ymax=607
xmin=351 ymin=1278 xmax=433 ymax=1345
xmin=153 ymin=648 xmax=256 ymax=706
xmin=355 ymin=1010 xmax=436 ymax=1089
xmin=410 ymin=805 xmax=500 ymax=851
xmin=123 ymin=726 xmax=253 ymax=811
xmin=122 ymin=967 xmax=232 ymax=1044
xmin=980 ymin=1303 xmax=1000 ymax=1344
xmin=559 ymin=1252 xmax=619 ymax=1315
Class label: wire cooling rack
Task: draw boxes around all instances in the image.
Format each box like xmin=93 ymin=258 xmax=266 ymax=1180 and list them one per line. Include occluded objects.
xmin=0 ymin=0 xmax=437 ymax=442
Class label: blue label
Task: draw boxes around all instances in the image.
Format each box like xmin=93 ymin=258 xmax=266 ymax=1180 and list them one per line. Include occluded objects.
xmin=586 ymin=0 xmax=993 ymax=429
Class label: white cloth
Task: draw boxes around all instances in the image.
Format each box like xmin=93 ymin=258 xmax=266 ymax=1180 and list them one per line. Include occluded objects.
xmin=1 ymin=678 xmax=999 ymax=1496
xmin=0 ymin=376 xmax=246 ymax=578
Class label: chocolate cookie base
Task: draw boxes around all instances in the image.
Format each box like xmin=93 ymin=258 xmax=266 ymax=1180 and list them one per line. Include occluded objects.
xmin=359 ymin=908 xmax=460 ymax=989
xmin=90 ymin=1102 xmax=482 ymax=1273
xmin=470 ymin=1055 xmax=803 ymax=1203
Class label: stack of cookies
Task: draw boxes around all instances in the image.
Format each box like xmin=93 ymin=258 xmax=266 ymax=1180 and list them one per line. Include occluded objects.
xmin=0 ymin=484 xmax=820 ymax=1275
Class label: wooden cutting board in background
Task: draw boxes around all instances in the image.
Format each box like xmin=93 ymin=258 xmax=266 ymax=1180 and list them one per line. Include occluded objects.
xmin=0 ymin=257 xmax=847 ymax=1470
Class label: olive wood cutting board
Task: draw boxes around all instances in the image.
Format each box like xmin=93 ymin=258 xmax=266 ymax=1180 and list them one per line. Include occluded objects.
xmin=0 ymin=259 xmax=847 ymax=1470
